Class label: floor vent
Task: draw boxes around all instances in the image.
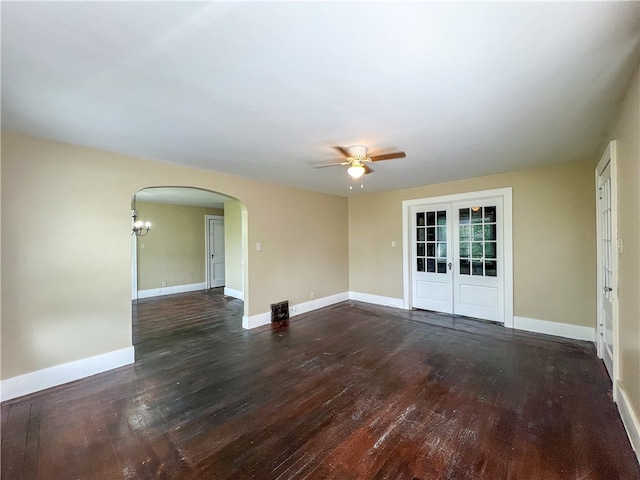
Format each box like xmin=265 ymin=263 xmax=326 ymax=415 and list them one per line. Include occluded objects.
xmin=271 ymin=301 xmax=289 ymax=322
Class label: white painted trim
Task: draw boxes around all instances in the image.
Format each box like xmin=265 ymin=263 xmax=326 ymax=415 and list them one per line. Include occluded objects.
xmin=616 ymin=382 xmax=640 ymax=464
xmin=595 ymin=141 xmax=619 ymax=399
xmin=290 ymin=292 xmax=350 ymax=317
xmin=513 ymin=316 xmax=595 ymax=342
xmin=240 ymin=206 xmax=249 ymax=321
xmin=502 ymin=189 xmax=514 ymax=328
xmin=349 ymin=291 xmax=405 ymax=309
xmin=402 ymin=187 xmax=514 ymax=327
xmin=131 ymin=212 xmax=138 ymax=300
xmin=224 ymin=287 xmax=244 ymax=300
xmin=242 ymin=292 xmax=350 ymax=330
xmin=137 ymin=282 xmax=206 ymax=299
xmin=402 ymin=203 xmax=411 ymax=310
xmin=242 ymin=291 xmax=408 ymax=330
xmin=1 ymin=346 xmax=135 ymax=402
xmin=242 ymin=311 xmax=271 ymax=329
xmin=240 ymin=291 xmax=595 ymax=348
xmin=205 ymin=214 xmax=224 ymax=289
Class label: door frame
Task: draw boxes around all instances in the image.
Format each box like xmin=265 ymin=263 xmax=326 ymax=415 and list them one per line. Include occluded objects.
xmin=595 ymin=140 xmax=619 ymax=395
xmin=205 ymin=215 xmax=225 ymax=289
xmin=402 ymin=187 xmax=514 ymax=327
xmin=131 ymin=210 xmax=138 ymax=300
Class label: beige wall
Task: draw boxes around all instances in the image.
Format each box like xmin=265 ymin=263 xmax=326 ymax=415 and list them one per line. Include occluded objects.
xmin=224 ymin=200 xmax=244 ymax=295
xmin=0 ymin=126 xmax=616 ymax=388
xmin=609 ymin=61 xmax=640 ymax=419
xmin=135 ymin=202 xmax=223 ymax=291
xmin=1 ymin=131 xmax=349 ymax=380
xmin=349 ymin=160 xmax=596 ymax=328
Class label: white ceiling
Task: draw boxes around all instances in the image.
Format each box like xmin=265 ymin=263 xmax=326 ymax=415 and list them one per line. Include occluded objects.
xmin=2 ymin=2 xmax=639 ymax=197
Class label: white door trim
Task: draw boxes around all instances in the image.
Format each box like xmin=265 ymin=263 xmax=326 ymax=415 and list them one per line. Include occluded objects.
xmin=205 ymin=215 xmax=224 ymax=289
xmin=595 ymin=141 xmax=619 ymax=395
xmin=131 ymin=210 xmax=138 ymax=300
xmin=402 ymin=187 xmax=513 ymax=327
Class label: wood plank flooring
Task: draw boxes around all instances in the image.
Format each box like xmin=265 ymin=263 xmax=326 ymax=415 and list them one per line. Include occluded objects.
xmin=2 ymin=289 xmax=639 ymax=479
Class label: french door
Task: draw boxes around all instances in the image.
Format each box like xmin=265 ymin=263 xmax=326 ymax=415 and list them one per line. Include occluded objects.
xmin=412 ymin=197 xmax=504 ymax=323
xmin=596 ymin=142 xmax=617 ymax=382
xmin=412 ymin=204 xmax=453 ymax=313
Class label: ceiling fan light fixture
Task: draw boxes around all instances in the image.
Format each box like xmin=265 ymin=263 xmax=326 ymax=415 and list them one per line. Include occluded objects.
xmin=348 ymin=164 xmax=366 ymax=178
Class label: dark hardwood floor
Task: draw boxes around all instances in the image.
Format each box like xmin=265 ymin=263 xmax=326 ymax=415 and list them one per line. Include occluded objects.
xmin=2 ymin=289 xmax=639 ymax=479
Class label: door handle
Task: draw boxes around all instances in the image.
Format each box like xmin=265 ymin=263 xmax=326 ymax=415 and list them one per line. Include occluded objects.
xmin=448 ymin=262 xmax=452 ymax=271
xmin=604 ymin=286 xmax=612 ymax=292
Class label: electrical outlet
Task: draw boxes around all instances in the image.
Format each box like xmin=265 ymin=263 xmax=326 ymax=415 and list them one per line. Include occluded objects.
xmin=310 ymin=291 xmax=315 ymax=300
xmin=162 ymin=281 xmax=167 ymax=287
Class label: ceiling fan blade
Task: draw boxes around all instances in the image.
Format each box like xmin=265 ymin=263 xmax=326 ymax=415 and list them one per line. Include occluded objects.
xmin=332 ymin=146 xmax=351 ymax=157
xmin=363 ymin=164 xmax=374 ymax=175
xmin=369 ymin=151 xmax=406 ymax=162
xmin=313 ymin=161 xmax=350 ymax=168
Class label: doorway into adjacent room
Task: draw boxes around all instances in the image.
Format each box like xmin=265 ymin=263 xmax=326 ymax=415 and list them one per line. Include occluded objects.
xmin=130 ymin=187 xmax=248 ymax=343
xmin=596 ymin=141 xmax=619 ymax=385
xmin=402 ymin=188 xmax=513 ymax=326
xmin=206 ymin=215 xmax=225 ymax=288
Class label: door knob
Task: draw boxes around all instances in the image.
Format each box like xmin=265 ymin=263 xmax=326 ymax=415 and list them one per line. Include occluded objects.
xmin=604 ymin=286 xmax=612 ymax=292
xmin=448 ymin=262 xmax=452 ymax=270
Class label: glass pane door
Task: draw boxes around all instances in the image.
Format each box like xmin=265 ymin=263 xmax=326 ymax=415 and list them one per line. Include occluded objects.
xmin=458 ymin=206 xmax=497 ymax=277
xmin=412 ymin=204 xmax=453 ymax=314
xmin=452 ymin=198 xmax=504 ymax=323
xmin=411 ymin=194 xmax=506 ymax=324
xmin=416 ymin=210 xmax=448 ymax=274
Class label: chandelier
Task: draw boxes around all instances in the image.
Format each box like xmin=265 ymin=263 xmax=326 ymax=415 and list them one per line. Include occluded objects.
xmin=132 ymin=195 xmax=151 ymax=236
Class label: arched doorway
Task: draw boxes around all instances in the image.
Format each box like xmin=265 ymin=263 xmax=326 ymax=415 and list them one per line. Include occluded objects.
xmin=130 ymin=186 xmax=248 ymax=343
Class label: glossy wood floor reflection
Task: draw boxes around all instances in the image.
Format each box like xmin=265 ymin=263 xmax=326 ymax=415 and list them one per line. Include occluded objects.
xmin=2 ymin=290 xmax=639 ymax=479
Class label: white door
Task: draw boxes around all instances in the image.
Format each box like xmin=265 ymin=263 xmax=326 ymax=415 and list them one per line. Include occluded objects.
xmin=208 ymin=218 xmax=225 ymax=288
xmin=412 ymin=204 xmax=453 ymax=313
xmin=597 ymin=158 xmax=615 ymax=379
xmin=412 ymin=197 xmax=504 ymax=322
xmin=453 ymin=199 xmax=504 ymax=322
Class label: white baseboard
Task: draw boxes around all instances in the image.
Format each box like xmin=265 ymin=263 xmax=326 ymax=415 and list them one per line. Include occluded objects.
xmin=242 ymin=292 xmax=350 ymax=330
xmin=349 ymin=291 xmax=405 ymax=309
xmin=224 ymin=287 xmax=243 ymax=300
xmin=241 ymin=291 xmax=408 ymax=330
xmin=242 ymin=311 xmax=271 ymax=329
xmin=1 ymin=346 xmax=135 ymax=402
xmin=290 ymin=292 xmax=350 ymax=318
xmin=513 ymin=316 xmax=595 ymax=342
xmin=616 ymin=382 xmax=640 ymax=464
xmin=137 ymin=282 xmax=206 ymax=299
xmin=240 ymin=295 xmax=594 ymax=347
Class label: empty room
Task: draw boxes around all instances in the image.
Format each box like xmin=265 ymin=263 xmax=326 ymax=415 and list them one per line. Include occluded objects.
xmin=1 ymin=2 xmax=640 ymax=479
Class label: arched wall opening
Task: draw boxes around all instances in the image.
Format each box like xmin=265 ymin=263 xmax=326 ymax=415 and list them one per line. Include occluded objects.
xmin=130 ymin=186 xmax=249 ymax=333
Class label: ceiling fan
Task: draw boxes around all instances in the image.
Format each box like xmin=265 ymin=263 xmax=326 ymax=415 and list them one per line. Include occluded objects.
xmin=314 ymin=145 xmax=406 ymax=179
